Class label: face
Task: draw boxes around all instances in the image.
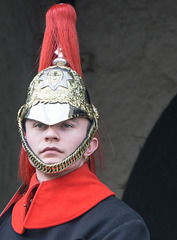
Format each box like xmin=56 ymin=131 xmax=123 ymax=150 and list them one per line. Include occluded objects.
xmin=25 ymin=117 xmax=98 ymax=182
xmin=25 ymin=117 xmax=89 ymax=167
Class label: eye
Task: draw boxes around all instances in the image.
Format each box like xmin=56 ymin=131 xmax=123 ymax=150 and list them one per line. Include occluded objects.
xmin=60 ymin=120 xmax=74 ymax=129
xmin=34 ymin=122 xmax=46 ymax=129
xmin=62 ymin=123 xmax=73 ymax=128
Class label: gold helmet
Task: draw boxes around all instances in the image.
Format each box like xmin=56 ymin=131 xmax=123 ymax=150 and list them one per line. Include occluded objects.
xmin=17 ymin=56 xmax=99 ymax=174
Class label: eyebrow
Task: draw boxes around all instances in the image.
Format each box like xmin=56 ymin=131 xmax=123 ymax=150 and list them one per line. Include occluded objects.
xmin=70 ymin=118 xmax=78 ymax=122
xmin=67 ymin=118 xmax=79 ymax=124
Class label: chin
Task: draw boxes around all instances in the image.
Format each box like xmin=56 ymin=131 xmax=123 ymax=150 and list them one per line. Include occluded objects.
xmin=41 ymin=158 xmax=63 ymax=165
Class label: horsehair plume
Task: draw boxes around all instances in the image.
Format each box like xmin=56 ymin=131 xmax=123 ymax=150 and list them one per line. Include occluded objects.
xmin=18 ymin=147 xmax=35 ymax=185
xmin=38 ymin=4 xmax=83 ymax=77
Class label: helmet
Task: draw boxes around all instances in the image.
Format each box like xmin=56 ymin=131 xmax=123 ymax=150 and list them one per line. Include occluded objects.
xmin=17 ymin=64 xmax=99 ymax=174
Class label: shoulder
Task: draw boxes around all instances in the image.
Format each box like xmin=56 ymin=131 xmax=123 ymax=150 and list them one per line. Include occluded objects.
xmin=83 ymin=196 xmax=150 ymax=240
xmin=98 ymin=195 xmax=145 ymax=220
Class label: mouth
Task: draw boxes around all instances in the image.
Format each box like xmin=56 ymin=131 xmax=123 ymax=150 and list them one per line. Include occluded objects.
xmin=41 ymin=147 xmax=63 ymax=153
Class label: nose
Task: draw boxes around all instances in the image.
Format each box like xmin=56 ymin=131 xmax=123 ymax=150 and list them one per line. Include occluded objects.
xmin=45 ymin=126 xmax=60 ymax=142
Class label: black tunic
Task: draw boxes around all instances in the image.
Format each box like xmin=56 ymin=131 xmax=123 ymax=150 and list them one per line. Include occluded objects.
xmin=0 ymin=165 xmax=150 ymax=239
xmin=0 ymin=196 xmax=149 ymax=240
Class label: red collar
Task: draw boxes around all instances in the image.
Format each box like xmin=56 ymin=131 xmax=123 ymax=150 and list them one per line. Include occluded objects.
xmin=11 ymin=164 xmax=115 ymax=234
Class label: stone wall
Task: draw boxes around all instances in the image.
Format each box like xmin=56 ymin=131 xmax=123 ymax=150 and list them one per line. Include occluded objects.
xmin=76 ymin=0 xmax=177 ymax=198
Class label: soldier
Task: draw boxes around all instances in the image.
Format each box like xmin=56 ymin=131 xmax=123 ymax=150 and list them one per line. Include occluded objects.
xmin=0 ymin=4 xmax=150 ymax=239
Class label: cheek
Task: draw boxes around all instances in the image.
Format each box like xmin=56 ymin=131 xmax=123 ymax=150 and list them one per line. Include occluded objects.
xmin=26 ymin=132 xmax=40 ymax=150
xmin=73 ymin=131 xmax=87 ymax=144
xmin=69 ymin=137 xmax=84 ymax=150
xmin=26 ymin=134 xmax=34 ymax=146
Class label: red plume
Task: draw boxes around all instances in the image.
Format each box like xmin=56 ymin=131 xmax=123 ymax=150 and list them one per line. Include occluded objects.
xmin=38 ymin=4 xmax=82 ymax=77
xmin=18 ymin=147 xmax=35 ymax=185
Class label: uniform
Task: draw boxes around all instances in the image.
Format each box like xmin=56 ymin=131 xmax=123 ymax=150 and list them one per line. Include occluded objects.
xmin=0 ymin=165 xmax=149 ymax=239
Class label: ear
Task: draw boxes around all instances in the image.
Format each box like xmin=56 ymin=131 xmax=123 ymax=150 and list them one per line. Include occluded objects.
xmin=83 ymin=137 xmax=98 ymax=157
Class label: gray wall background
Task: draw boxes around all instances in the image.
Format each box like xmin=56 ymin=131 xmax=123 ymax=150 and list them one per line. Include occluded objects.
xmin=1 ymin=0 xmax=177 ymax=212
